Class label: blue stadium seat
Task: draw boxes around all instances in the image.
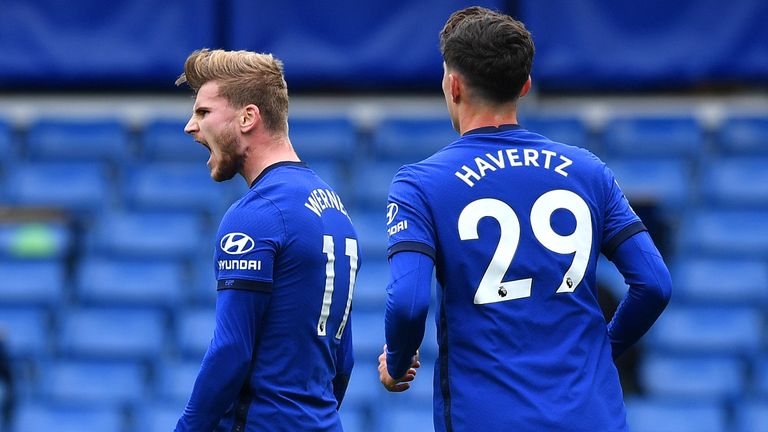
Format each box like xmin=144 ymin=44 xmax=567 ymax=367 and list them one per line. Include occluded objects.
xmin=26 ymin=117 xmax=129 ymax=162
xmin=606 ymin=158 xmax=691 ymax=211
xmin=0 ymin=222 xmax=71 ymax=260
xmin=289 ymin=116 xmax=358 ymax=162
xmin=0 ymin=307 xmax=50 ymax=358
xmin=718 ymin=115 xmax=768 ymax=155
xmin=625 ymin=397 xmax=727 ymax=432
xmin=153 ymin=360 xmax=200 ymax=403
xmin=734 ymin=399 xmax=768 ymax=432
xmin=646 ymin=305 xmax=763 ymax=356
xmin=353 ymin=257 xmax=388 ymax=309
xmin=4 ymin=162 xmax=112 ymax=213
xmin=339 ymin=406 xmax=367 ymax=432
xmin=672 ymin=257 xmax=768 ymax=305
xmin=700 ymin=157 xmax=768 ymax=207
xmin=640 ymin=354 xmax=745 ymax=400
xmin=14 ymin=402 xmax=123 ymax=432
xmin=0 ymin=259 xmax=65 ymax=307
xmin=343 ymin=363 xmax=385 ymax=408
xmin=676 ymin=210 xmax=768 ymax=257
xmin=136 ymin=401 xmax=185 ymax=432
xmin=602 ymin=115 xmax=703 ymax=158
xmin=305 ymin=160 xmax=350 ymax=199
xmin=123 ymin=162 xmax=226 ymax=214
xmin=372 ymin=117 xmax=457 ymax=162
xmin=76 ymin=257 xmax=184 ymax=307
xmin=142 ymin=118 xmax=209 ymax=162
xmin=520 ymin=113 xmax=591 ymax=151
xmin=754 ymin=355 xmax=768 ymax=397
xmin=350 ymin=160 xmax=402 ymax=211
xmin=175 ymin=308 xmax=215 ymax=359
xmin=44 ymin=360 xmax=146 ymax=404
xmin=349 ymin=210 xmax=389 ymax=260
xmin=86 ymin=211 xmax=206 ymax=260
xmin=58 ymin=307 xmax=166 ymax=359
xmin=351 ymin=309 xmax=385 ymax=359
xmin=0 ymin=118 xmax=15 ymax=166
xmin=385 ymin=403 xmax=434 ymax=432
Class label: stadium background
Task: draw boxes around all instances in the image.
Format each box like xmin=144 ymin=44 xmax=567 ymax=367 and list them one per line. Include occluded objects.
xmin=0 ymin=0 xmax=767 ymax=430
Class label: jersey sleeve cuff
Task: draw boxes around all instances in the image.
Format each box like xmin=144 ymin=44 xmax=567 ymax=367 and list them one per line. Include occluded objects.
xmin=602 ymin=221 xmax=647 ymax=258
xmin=387 ymin=241 xmax=436 ymax=261
xmin=217 ymin=279 xmax=273 ymax=293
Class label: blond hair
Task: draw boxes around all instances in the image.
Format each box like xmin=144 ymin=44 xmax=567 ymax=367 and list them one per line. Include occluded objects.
xmin=176 ymin=49 xmax=289 ymax=134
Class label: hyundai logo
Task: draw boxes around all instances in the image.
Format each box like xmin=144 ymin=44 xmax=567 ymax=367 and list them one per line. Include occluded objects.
xmin=386 ymin=203 xmax=399 ymax=225
xmin=220 ymin=232 xmax=255 ymax=255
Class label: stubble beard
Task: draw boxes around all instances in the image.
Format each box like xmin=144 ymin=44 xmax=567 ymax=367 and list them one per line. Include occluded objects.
xmin=210 ymin=126 xmax=244 ymax=182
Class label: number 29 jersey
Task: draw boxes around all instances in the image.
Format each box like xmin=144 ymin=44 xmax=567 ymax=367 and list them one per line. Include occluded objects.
xmin=386 ymin=125 xmax=644 ymax=432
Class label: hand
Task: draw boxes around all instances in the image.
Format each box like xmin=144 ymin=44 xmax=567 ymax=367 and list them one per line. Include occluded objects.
xmin=378 ymin=344 xmax=420 ymax=392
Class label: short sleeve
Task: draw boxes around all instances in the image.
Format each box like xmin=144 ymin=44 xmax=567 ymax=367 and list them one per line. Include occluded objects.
xmin=214 ymin=200 xmax=284 ymax=292
xmin=601 ymin=165 xmax=647 ymax=258
xmin=386 ymin=166 xmax=437 ymax=260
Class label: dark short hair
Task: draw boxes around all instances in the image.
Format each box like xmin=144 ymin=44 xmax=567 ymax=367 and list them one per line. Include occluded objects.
xmin=440 ymin=7 xmax=534 ymax=104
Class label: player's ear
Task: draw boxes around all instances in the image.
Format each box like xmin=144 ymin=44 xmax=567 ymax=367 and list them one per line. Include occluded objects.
xmin=519 ymin=76 xmax=532 ymax=99
xmin=240 ymin=104 xmax=260 ymax=132
xmin=449 ymin=73 xmax=462 ymax=103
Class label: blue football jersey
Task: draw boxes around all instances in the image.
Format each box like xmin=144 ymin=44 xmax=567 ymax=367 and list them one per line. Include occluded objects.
xmin=214 ymin=162 xmax=359 ymax=431
xmin=386 ymin=125 xmax=644 ymax=432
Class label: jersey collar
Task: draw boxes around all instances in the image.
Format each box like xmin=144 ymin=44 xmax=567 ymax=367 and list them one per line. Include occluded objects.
xmin=462 ymin=124 xmax=522 ymax=136
xmin=250 ymin=161 xmax=307 ymax=188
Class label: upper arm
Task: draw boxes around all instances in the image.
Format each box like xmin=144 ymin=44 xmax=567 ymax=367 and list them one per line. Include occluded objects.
xmin=386 ymin=167 xmax=437 ymax=260
xmin=215 ymin=202 xmax=284 ymax=293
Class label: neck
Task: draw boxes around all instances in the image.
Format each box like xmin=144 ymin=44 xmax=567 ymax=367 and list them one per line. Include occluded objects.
xmin=457 ymin=102 xmax=519 ymax=135
xmin=241 ymin=133 xmax=300 ymax=186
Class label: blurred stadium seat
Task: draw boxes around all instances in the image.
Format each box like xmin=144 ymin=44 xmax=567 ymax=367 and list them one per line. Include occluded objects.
xmin=718 ymin=115 xmax=768 ymax=155
xmin=4 ymin=162 xmax=113 ymax=213
xmin=153 ymin=360 xmax=200 ymax=403
xmin=349 ymin=210 xmax=389 ymax=260
xmin=672 ymin=257 xmax=768 ymax=305
xmin=602 ymin=115 xmax=703 ymax=158
xmin=135 ymin=401 xmax=186 ymax=432
xmin=352 ymin=257 xmax=388 ymax=309
xmin=385 ymin=403 xmax=434 ymax=432
xmin=349 ymin=161 xmax=402 ymax=211
xmin=733 ymin=399 xmax=768 ymax=432
xmin=0 ymin=222 xmax=71 ymax=260
xmin=14 ymin=402 xmax=123 ymax=432
xmin=607 ymin=158 xmax=692 ymax=212
xmin=372 ymin=117 xmax=457 ymax=161
xmin=350 ymin=309 xmax=385 ymax=359
xmin=86 ymin=211 xmax=205 ymax=260
xmin=25 ymin=117 xmax=130 ymax=163
xmin=639 ymin=354 xmax=745 ymax=400
xmin=520 ymin=113 xmax=591 ymax=151
xmin=0 ymin=307 xmax=51 ymax=358
xmin=44 ymin=360 xmax=146 ymax=404
xmin=0 ymin=259 xmax=65 ymax=307
xmin=58 ymin=307 xmax=166 ymax=360
xmin=289 ymin=116 xmax=358 ymax=162
xmin=76 ymin=257 xmax=184 ymax=308
xmin=646 ymin=305 xmax=763 ymax=356
xmin=141 ymin=118 xmax=209 ymax=162
xmin=676 ymin=209 xmax=768 ymax=257
xmin=625 ymin=397 xmax=727 ymax=432
xmin=122 ymin=162 xmax=226 ymax=214
xmin=700 ymin=157 xmax=768 ymax=207
xmin=175 ymin=308 xmax=215 ymax=359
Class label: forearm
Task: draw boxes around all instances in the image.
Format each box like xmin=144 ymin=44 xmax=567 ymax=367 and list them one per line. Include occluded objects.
xmin=607 ymin=232 xmax=672 ymax=358
xmin=385 ymin=251 xmax=433 ymax=379
xmin=176 ymin=289 xmax=268 ymax=431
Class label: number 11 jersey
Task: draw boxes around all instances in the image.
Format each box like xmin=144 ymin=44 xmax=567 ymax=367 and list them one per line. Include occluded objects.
xmin=386 ymin=124 xmax=644 ymax=432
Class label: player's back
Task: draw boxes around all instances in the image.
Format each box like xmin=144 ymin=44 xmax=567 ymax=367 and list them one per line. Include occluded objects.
xmin=398 ymin=126 xmax=630 ymax=431
xmin=217 ymin=163 xmax=358 ymax=431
